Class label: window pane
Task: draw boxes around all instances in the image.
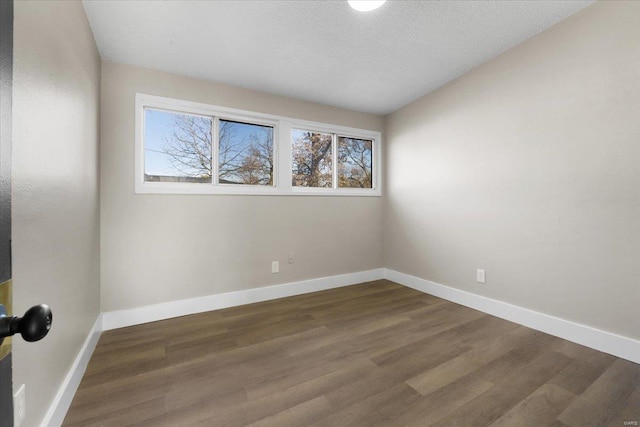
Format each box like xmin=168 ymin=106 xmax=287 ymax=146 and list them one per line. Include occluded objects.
xmin=292 ymin=129 xmax=333 ymax=188
xmin=218 ymin=120 xmax=274 ymax=185
xmin=338 ymin=136 xmax=373 ymax=188
xmin=144 ymin=108 xmax=213 ymax=183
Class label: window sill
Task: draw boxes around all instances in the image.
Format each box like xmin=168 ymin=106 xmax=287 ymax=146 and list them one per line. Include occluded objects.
xmin=135 ymin=182 xmax=381 ymax=197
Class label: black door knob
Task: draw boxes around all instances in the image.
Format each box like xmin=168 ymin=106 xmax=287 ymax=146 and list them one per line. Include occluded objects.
xmin=0 ymin=304 xmax=53 ymax=345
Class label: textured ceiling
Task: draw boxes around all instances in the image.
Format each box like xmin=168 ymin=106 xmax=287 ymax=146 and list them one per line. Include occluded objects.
xmin=83 ymin=0 xmax=593 ymax=115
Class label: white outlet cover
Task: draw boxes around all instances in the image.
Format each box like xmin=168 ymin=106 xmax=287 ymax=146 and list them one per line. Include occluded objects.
xmin=476 ymin=269 xmax=486 ymax=284
xmin=271 ymin=261 xmax=279 ymax=273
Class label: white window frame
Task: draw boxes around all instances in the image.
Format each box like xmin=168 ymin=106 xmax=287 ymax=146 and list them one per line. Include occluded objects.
xmin=135 ymin=93 xmax=382 ymax=196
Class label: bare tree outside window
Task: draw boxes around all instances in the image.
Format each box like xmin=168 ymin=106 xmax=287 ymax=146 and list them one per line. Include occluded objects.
xmin=218 ymin=120 xmax=274 ymax=185
xmin=144 ymin=108 xmax=213 ymax=183
xmin=162 ymin=113 xmax=213 ymax=181
xmin=292 ymin=130 xmax=333 ymax=188
xmin=144 ymin=109 xmax=274 ymax=185
xmin=141 ymin=101 xmax=379 ymax=194
xmin=338 ymin=136 xmax=373 ymax=188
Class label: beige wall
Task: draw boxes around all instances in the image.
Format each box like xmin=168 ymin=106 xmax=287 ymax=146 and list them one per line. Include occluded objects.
xmin=12 ymin=1 xmax=101 ymax=426
xmin=100 ymin=61 xmax=384 ymax=312
xmin=385 ymin=1 xmax=640 ymax=340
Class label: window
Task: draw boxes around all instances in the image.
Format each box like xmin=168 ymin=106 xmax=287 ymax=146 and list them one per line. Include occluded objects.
xmin=338 ymin=136 xmax=373 ymax=189
xmin=136 ymin=93 xmax=381 ymax=196
xmin=291 ymin=131 xmax=374 ymax=190
xmin=218 ymin=120 xmax=274 ymax=186
xmin=144 ymin=108 xmax=213 ymax=184
xmin=292 ymin=130 xmax=333 ymax=188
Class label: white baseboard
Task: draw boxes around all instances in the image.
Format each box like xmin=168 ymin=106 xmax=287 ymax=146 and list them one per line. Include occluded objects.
xmin=102 ymin=269 xmax=385 ymax=331
xmin=42 ymin=314 xmax=103 ymax=427
xmin=384 ymin=268 xmax=640 ymax=365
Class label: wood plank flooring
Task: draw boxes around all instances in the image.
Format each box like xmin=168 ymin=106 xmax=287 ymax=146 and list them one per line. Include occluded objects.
xmin=63 ymin=280 xmax=640 ymax=426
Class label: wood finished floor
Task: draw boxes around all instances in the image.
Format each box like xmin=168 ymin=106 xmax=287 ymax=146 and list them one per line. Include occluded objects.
xmin=64 ymin=280 xmax=640 ymax=426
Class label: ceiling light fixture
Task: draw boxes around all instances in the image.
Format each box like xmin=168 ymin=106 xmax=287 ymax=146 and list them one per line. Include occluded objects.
xmin=348 ymin=0 xmax=386 ymax=12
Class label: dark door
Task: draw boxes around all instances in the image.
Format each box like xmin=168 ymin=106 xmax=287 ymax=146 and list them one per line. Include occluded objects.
xmin=0 ymin=0 xmax=14 ymax=425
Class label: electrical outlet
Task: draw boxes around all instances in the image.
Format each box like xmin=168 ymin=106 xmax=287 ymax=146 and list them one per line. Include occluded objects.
xmin=271 ymin=261 xmax=279 ymax=274
xmin=14 ymin=384 xmax=25 ymax=427
xmin=288 ymin=251 xmax=295 ymax=264
xmin=476 ymin=269 xmax=486 ymax=284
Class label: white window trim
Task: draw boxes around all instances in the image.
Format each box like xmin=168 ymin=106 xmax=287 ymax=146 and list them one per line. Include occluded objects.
xmin=135 ymin=93 xmax=382 ymax=196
